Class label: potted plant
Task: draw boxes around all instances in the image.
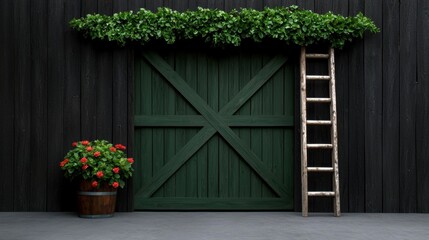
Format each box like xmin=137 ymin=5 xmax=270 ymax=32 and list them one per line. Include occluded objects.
xmin=60 ymin=140 xmax=134 ymax=218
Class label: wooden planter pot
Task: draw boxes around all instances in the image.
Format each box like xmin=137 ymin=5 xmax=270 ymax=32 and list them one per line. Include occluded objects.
xmin=77 ymin=181 xmax=117 ymax=218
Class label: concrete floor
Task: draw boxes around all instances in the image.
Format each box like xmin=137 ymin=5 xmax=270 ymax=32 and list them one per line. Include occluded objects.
xmin=0 ymin=212 xmax=428 ymax=240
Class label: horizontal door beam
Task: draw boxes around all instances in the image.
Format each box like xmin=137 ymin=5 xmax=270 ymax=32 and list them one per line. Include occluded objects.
xmin=135 ymin=115 xmax=294 ymax=127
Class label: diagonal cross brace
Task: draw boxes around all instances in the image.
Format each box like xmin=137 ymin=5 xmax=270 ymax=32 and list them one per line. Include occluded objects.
xmin=137 ymin=51 xmax=290 ymax=199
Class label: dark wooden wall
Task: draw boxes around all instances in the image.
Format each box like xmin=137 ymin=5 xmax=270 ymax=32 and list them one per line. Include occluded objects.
xmin=0 ymin=0 xmax=428 ymax=212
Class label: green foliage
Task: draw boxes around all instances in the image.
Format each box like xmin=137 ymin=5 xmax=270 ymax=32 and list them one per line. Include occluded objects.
xmin=60 ymin=140 xmax=134 ymax=189
xmin=70 ymin=6 xmax=379 ymax=48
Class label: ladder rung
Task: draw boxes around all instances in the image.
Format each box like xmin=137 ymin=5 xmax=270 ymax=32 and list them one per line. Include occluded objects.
xmin=307 ymin=144 xmax=333 ymax=149
xmin=307 ymin=120 xmax=332 ymax=125
xmin=305 ymin=53 xmax=330 ymax=59
xmin=306 ymin=75 xmax=331 ymax=80
xmin=306 ymin=97 xmax=331 ymax=103
xmin=308 ymin=191 xmax=336 ymax=197
xmin=307 ymin=167 xmax=334 ymax=172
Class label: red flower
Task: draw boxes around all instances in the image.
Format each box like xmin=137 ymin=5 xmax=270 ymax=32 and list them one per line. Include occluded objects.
xmin=80 ymin=157 xmax=87 ymax=164
xmin=112 ymin=167 xmax=120 ymax=174
xmin=82 ymin=164 xmax=88 ymax=170
xmin=109 ymin=147 xmax=116 ymax=152
xmin=91 ymin=181 xmax=98 ymax=188
xmin=112 ymin=182 xmax=119 ymax=188
xmin=72 ymin=142 xmax=78 ymax=147
xmin=115 ymin=144 xmax=126 ymax=150
xmin=60 ymin=159 xmax=69 ymax=167
xmin=81 ymin=140 xmax=89 ymax=146
xmin=93 ymin=151 xmax=101 ymax=157
xmin=86 ymin=146 xmax=93 ymax=152
xmin=96 ymin=171 xmax=104 ymax=178
xmin=127 ymin=158 xmax=134 ymax=164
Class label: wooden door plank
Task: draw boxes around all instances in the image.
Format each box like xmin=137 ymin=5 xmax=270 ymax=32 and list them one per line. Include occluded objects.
xmin=238 ymin=51 xmax=252 ymax=198
xmin=218 ymin=55 xmax=230 ymax=198
xmin=140 ymin=58 xmax=154 ymax=195
xmin=283 ymin=59 xmax=295 ymax=206
xmin=197 ymin=52 xmax=209 ymax=198
xmin=250 ymin=54 xmax=263 ymax=198
xmin=228 ymin=54 xmax=240 ymax=198
xmin=174 ymin=50 xmax=188 ymax=198
xmin=164 ymin=52 xmax=177 ymax=198
xmin=207 ymin=54 xmax=219 ymax=198
xmin=272 ymin=58 xmax=285 ymax=195
xmin=262 ymin=55 xmax=275 ymax=197
xmin=186 ymin=52 xmax=198 ymax=198
xmin=152 ymin=61 xmax=166 ymax=198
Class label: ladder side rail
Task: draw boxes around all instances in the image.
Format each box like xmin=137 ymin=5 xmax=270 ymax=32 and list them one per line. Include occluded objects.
xmin=300 ymin=47 xmax=309 ymax=217
xmin=329 ymin=48 xmax=341 ymax=217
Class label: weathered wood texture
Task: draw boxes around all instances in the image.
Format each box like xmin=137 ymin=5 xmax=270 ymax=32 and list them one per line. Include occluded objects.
xmin=0 ymin=0 xmax=427 ymax=212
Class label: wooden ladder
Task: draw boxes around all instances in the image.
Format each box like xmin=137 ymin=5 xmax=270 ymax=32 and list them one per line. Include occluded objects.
xmin=300 ymin=47 xmax=340 ymax=217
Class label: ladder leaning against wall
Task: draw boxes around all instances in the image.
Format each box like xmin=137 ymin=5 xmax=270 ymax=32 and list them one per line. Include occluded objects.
xmin=299 ymin=47 xmax=341 ymax=217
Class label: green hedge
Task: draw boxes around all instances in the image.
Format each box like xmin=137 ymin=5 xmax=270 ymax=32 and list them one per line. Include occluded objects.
xmin=70 ymin=6 xmax=379 ymax=48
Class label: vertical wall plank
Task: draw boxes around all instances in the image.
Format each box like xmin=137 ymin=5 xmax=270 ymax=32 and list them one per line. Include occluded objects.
xmin=364 ymin=0 xmax=383 ymax=213
xmin=416 ymin=0 xmax=429 ymax=213
xmin=97 ymin=0 xmax=113 ymax=141
xmin=332 ymin=0 xmax=349 ymax=212
xmin=207 ymin=0 xmax=224 ymax=9
xmin=62 ymin=0 xmax=81 ymax=211
xmin=128 ymin=0 xmax=146 ymax=11
xmin=382 ymin=0 xmax=400 ymax=213
xmin=64 ymin=0 xmax=81 ymax=159
xmin=399 ymin=0 xmax=417 ymax=213
xmin=282 ymin=0 xmax=297 ymax=7
xmin=47 ymin=0 xmax=65 ymax=211
xmin=14 ymin=0 xmax=32 ymax=211
xmin=246 ymin=0 xmax=263 ymax=10
xmin=30 ymin=0 xmax=48 ymax=211
xmin=81 ymin=0 xmax=98 ymax=141
xmin=296 ymin=0 xmax=314 ymax=9
xmin=347 ymin=0 xmax=365 ymax=213
xmin=113 ymin=0 xmax=130 ymax=211
xmin=127 ymin=48 xmax=135 ymax=210
xmin=0 ymin=0 xmax=15 ymax=211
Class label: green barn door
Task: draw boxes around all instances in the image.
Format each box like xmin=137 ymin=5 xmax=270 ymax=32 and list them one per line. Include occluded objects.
xmin=134 ymin=48 xmax=294 ymax=210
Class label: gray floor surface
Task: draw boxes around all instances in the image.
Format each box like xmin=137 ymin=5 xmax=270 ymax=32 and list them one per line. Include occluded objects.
xmin=0 ymin=212 xmax=428 ymax=240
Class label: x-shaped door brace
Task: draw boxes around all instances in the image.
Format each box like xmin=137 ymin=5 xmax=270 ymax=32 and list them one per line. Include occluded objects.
xmin=136 ymin=51 xmax=291 ymax=199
